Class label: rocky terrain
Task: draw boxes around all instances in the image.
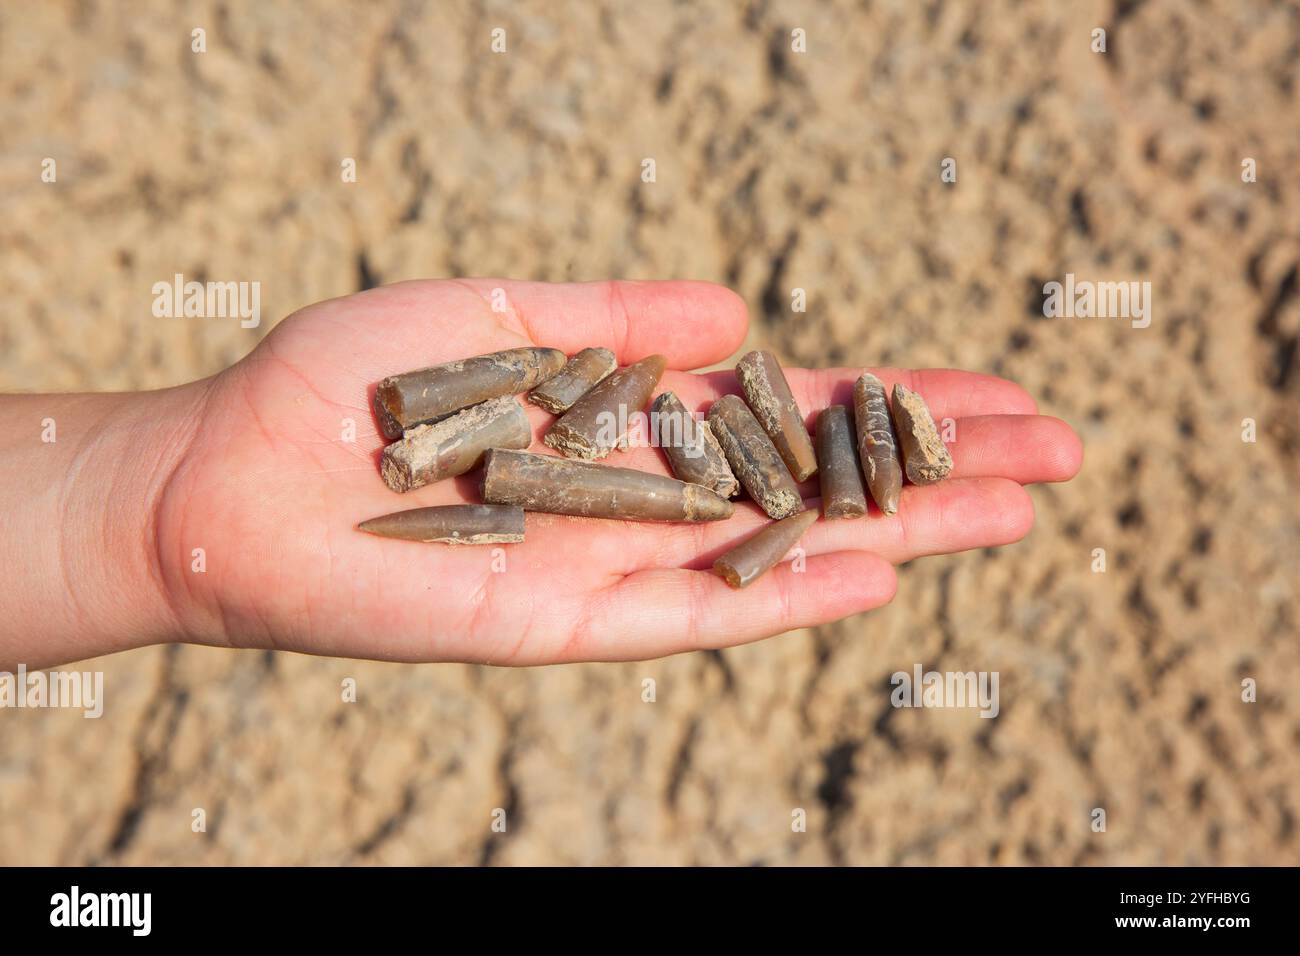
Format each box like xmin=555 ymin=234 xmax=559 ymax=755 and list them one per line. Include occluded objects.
xmin=1 ymin=0 xmax=1297 ymax=865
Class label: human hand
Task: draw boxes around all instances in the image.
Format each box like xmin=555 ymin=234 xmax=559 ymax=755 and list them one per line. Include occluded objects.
xmin=149 ymin=278 xmax=1080 ymax=665
xmin=1 ymin=279 xmax=1082 ymax=669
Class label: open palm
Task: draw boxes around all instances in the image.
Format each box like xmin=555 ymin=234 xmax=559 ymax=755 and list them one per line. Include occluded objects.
xmin=158 ymin=279 xmax=1081 ymax=664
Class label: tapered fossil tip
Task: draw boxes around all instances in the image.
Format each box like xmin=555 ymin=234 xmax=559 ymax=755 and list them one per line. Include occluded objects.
xmin=356 ymin=516 xmax=397 ymax=537
xmin=685 ymin=485 xmax=736 ymax=521
xmin=635 ymin=353 xmax=668 ymax=380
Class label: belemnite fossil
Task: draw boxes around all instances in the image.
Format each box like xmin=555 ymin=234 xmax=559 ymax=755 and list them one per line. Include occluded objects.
xmin=361 ymin=347 xmax=955 ymax=586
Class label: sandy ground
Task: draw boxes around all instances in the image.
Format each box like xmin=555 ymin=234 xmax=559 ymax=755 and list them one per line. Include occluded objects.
xmin=1 ymin=1 xmax=1297 ymax=865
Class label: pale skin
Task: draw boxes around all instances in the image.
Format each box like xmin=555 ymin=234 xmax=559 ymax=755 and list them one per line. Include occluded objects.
xmin=0 ymin=279 xmax=1083 ymax=670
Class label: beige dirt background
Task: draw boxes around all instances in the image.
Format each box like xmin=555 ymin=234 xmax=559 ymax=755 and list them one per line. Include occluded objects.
xmin=2 ymin=0 xmax=1298 ymax=865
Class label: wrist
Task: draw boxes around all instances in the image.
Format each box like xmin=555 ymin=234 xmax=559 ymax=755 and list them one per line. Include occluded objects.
xmin=0 ymin=382 xmax=213 ymax=668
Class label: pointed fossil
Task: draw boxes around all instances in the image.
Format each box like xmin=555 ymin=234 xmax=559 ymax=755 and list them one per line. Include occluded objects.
xmin=852 ymin=373 xmax=903 ymax=515
xmin=713 ymin=509 xmax=819 ymax=589
xmin=482 ymin=448 xmax=733 ymax=522
xmin=735 ymin=349 xmax=818 ymax=481
xmin=651 ymin=391 xmax=738 ymax=498
xmin=357 ymin=504 xmax=526 ymax=545
xmin=373 ymin=346 xmax=565 ymax=439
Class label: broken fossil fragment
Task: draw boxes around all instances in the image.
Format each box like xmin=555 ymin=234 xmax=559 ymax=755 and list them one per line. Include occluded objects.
xmin=891 ymin=383 xmax=954 ymax=485
xmin=707 ymin=394 xmax=804 ymax=520
xmin=713 ymin=509 xmax=819 ymax=589
xmin=815 ymin=405 xmax=867 ymax=519
xmin=528 ymin=347 xmax=618 ymax=414
xmin=544 ymin=355 xmax=666 ymax=460
xmin=379 ymin=395 xmax=531 ymax=493
xmin=372 ymin=346 xmax=565 ymax=439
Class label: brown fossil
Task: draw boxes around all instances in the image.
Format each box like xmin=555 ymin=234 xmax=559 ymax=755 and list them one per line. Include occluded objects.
xmin=372 ymin=347 xmax=565 ymax=439
xmin=713 ymin=509 xmax=819 ymax=589
xmin=379 ymin=395 xmax=532 ymax=493
xmin=481 ymin=448 xmax=733 ymax=522
xmin=357 ymin=504 xmax=525 ymax=545
xmin=891 ymin=383 xmax=954 ymax=485
xmin=852 ymin=373 xmax=903 ymax=515
xmin=707 ymin=394 xmax=804 ymax=519
xmin=528 ymin=347 xmax=618 ymax=414
xmin=543 ymin=354 xmax=666 ymax=460
xmin=815 ymin=405 xmax=868 ymax=519
xmin=735 ymin=349 xmax=818 ymax=481
xmin=651 ymin=391 xmax=739 ymax=498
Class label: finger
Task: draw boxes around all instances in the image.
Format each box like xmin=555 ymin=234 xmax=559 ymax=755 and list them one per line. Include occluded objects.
xmin=807 ymin=478 xmax=1035 ymax=564
xmin=685 ymin=366 xmax=1039 ymax=421
xmin=946 ymin=415 xmax=1083 ymax=484
xmin=563 ymin=551 xmax=897 ymax=660
xmin=459 ymin=278 xmax=750 ymax=369
xmin=640 ymin=477 xmax=1035 ymax=571
xmin=535 ymin=398 xmax=1077 ymax=491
